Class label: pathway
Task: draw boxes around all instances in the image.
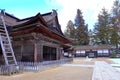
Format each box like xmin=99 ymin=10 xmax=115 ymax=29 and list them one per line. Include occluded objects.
xmin=92 ymin=61 xmax=120 ymax=80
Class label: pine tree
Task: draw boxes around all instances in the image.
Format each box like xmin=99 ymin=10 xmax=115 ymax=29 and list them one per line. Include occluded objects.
xmin=88 ymin=29 xmax=95 ymax=45
xmin=111 ymin=0 xmax=120 ymax=49
xmin=74 ymin=9 xmax=89 ymax=45
xmin=64 ymin=20 xmax=75 ymax=39
xmin=74 ymin=9 xmax=85 ymax=27
xmin=94 ymin=8 xmax=111 ymax=45
xmin=110 ymin=27 xmax=120 ymax=48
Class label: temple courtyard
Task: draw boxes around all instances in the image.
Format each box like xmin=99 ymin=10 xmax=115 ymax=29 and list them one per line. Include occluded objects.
xmin=1 ymin=58 xmax=120 ymax=80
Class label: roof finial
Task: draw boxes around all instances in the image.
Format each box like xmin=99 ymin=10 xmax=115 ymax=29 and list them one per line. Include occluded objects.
xmin=0 ymin=9 xmax=5 ymax=15
xmin=52 ymin=9 xmax=58 ymax=16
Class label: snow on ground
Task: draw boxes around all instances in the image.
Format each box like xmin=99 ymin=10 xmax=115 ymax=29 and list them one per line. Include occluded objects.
xmin=111 ymin=64 xmax=120 ymax=67
xmin=109 ymin=59 xmax=120 ymax=64
xmin=109 ymin=58 xmax=120 ymax=72
xmin=115 ymin=68 xmax=120 ymax=72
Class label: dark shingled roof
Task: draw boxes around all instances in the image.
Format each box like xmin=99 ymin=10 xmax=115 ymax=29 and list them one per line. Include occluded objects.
xmin=4 ymin=12 xmax=20 ymax=21
xmin=10 ymin=11 xmax=71 ymax=44
xmin=74 ymin=45 xmax=111 ymax=50
xmin=12 ymin=11 xmax=64 ymax=36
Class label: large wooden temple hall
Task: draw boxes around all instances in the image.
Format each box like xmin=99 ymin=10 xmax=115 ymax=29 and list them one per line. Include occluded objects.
xmin=0 ymin=10 xmax=71 ymax=63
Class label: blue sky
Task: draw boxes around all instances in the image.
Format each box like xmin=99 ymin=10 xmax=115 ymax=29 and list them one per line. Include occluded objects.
xmin=0 ymin=0 xmax=59 ymax=17
xmin=0 ymin=0 xmax=115 ymax=31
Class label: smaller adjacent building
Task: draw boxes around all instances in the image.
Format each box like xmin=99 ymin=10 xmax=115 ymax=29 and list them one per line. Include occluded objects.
xmin=74 ymin=45 xmax=111 ymax=58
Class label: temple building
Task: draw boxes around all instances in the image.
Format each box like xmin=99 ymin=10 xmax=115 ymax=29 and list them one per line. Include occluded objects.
xmin=74 ymin=45 xmax=111 ymax=58
xmin=0 ymin=10 xmax=71 ymax=64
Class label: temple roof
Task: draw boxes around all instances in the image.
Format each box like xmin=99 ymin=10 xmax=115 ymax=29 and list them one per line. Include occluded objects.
xmin=10 ymin=10 xmax=71 ymax=44
xmin=74 ymin=45 xmax=111 ymax=50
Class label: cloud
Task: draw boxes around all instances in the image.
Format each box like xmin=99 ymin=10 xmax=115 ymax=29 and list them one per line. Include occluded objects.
xmin=45 ymin=0 xmax=115 ymax=31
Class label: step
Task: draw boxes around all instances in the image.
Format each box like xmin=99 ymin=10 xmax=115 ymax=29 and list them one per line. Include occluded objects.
xmin=0 ymin=29 xmax=5 ymax=33
xmin=0 ymin=27 xmax=5 ymax=29
xmin=3 ymin=40 xmax=12 ymax=44
xmin=3 ymin=44 xmax=10 ymax=47
xmin=1 ymin=35 xmax=12 ymax=39
xmin=8 ymin=60 xmax=15 ymax=64
xmin=2 ymin=36 xmax=12 ymax=42
xmin=5 ymin=47 xmax=11 ymax=50
xmin=0 ymin=25 xmax=4 ymax=28
xmin=6 ymin=53 xmax=12 ymax=56
xmin=6 ymin=51 xmax=12 ymax=54
xmin=8 ymin=60 xmax=15 ymax=63
xmin=4 ymin=43 xmax=10 ymax=46
xmin=4 ymin=45 xmax=10 ymax=49
xmin=7 ymin=57 xmax=14 ymax=60
xmin=8 ymin=59 xmax=14 ymax=61
xmin=4 ymin=47 xmax=10 ymax=49
xmin=1 ymin=37 xmax=8 ymax=40
xmin=0 ymin=27 xmax=4 ymax=30
xmin=0 ymin=24 xmax=4 ymax=27
xmin=0 ymin=33 xmax=6 ymax=36
xmin=5 ymin=50 xmax=11 ymax=52
xmin=5 ymin=49 xmax=11 ymax=52
xmin=7 ymin=56 xmax=13 ymax=58
xmin=1 ymin=36 xmax=7 ymax=40
xmin=3 ymin=40 xmax=9 ymax=44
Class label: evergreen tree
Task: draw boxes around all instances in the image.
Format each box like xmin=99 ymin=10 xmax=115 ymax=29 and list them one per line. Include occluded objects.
xmin=111 ymin=0 xmax=120 ymax=49
xmin=64 ymin=20 xmax=75 ymax=38
xmin=74 ymin=9 xmax=85 ymax=27
xmin=110 ymin=27 xmax=120 ymax=48
xmin=88 ymin=29 xmax=95 ymax=45
xmin=94 ymin=8 xmax=111 ymax=45
xmin=74 ymin=9 xmax=89 ymax=45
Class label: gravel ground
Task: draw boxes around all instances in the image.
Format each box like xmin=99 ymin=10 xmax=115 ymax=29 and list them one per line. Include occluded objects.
xmin=1 ymin=57 xmax=113 ymax=80
xmin=71 ymin=58 xmax=94 ymax=65
xmin=73 ymin=57 xmax=114 ymax=64
xmin=1 ymin=66 xmax=93 ymax=80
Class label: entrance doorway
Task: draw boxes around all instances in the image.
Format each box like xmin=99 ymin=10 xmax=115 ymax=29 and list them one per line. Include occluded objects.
xmin=87 ymin=50 xmax=97 ymax=58
xmin=43 ymin=46 xmax=57 ymax=61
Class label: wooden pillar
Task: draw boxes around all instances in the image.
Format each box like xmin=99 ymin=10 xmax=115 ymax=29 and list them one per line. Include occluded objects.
xmin=20 ymin=39 xmax=24 ymax=61
xmin=56 ymin=47 xmax=61 ymax=60
xmin=20 ymin=44 xmax=23 ymax=61
xmin=56 ymin=47 xmax=59 ymax=60
xmin=32 ymin=33 xmax=38 ymax=62
xmin=59 ymin=48 xmax=62 ymax=59
xmin=39 ymin=44 xmax=43 ymax=62
xmin=34 ymin=43 xmax=38 ymax=62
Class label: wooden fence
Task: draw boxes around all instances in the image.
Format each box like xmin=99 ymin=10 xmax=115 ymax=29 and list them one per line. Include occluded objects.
xmin=0 ymin=58 xmax=73 ymax=75
xmin=0 ymin=65 xmax=23 ymax=75
xmin=17 ymin=58 xmax=73 ymax=71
